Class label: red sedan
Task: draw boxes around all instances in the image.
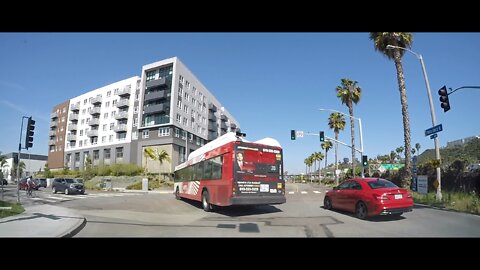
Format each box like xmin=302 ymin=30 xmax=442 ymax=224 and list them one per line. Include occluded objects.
xmin=324 ymin=178 xmax=413 ymax=219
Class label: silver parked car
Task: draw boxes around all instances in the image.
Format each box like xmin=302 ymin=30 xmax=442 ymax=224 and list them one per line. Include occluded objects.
xmin=52 ymin=178 xmax=85 ymax=195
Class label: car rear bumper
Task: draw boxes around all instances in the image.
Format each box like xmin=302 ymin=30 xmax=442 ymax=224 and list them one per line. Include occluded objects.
xmin=378 ymin=207 xmax=412 ymax=215
xmin=231 ymin=195 xmax=286 ymax=205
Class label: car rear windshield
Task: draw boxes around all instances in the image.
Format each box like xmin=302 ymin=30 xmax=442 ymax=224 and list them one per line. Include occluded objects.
xmin=368 ymin=179 xmax=398 ymax=189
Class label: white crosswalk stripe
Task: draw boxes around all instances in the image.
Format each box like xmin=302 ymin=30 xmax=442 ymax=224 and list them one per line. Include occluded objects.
xmin=26 ymin=192 xmax=144 ymax=204
xmin=301 ymin=191 xmax=308 ymax=194
xmin=313 ymin=191 xmax=321 ymax=194
xmin=288 ymin=191 xmax=295 ymax=194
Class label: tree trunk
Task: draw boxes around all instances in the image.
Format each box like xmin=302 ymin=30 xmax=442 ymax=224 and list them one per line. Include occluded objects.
xmin=335 ymin=131 xmax=339 ymax=185
xmin=348 ymin=99 xmax=356 ymax=176
xmin=393 ymin=50 xmax=412 ymax=188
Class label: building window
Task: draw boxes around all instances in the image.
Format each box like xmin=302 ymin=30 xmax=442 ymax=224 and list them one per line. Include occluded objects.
xmin=176 ymin=114 xmax=181 ymax=122
xmin=110 ymin=123 xmax=114 ymax=130
xmin=102 ymin=136 xmax=106 ymax=143
xmin=106 ymin=101 xmax=110 ymax=108
xmin=179 ymin=75 xmax=184 ymax=83
xmin=93 ymin=150 xmax=99 ymax=161
xmin=134 ymin=106 xmax=138 ymax=114
xmin=133 ymin=117 xmax=138 ymax=127
xmin=142 ymin=130 xmax=149 ymax=139
xmin=175 ymin=128 xmax=180 ymax=138
xmin=158 ymin=127 xmax=170 ymax=137
xmin=117 ymin=132 xmax=126 ymax=141
xmin=146 ymin=71 xmax=156 ymax=82
xmin=79 ymin=141 xmax=83 ymax=147
xmin=109 ymin=135 xmax=113 ymax=142
xmin=116 ymin=147 xmax=124 ymax=158
xmin=104 ymin=149 xmax=111 ymax=159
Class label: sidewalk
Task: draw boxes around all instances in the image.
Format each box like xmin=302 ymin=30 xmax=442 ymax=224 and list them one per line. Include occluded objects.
xmin=0 ymin=204 xmax=85 ymax=237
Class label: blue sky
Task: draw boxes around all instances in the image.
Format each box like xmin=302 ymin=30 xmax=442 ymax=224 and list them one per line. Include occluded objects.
xmin=0 ymin=33 xmax=479 ymax=174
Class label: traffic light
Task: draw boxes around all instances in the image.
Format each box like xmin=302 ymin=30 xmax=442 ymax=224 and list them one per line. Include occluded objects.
xmin=438 ymin=85 xmax=450 ymax=112
xmin=320 ymin=131 xmax=325 ymax=142
xmin=25 ymin=117 xmax=35 ymax=149
xmin=291 ymin=130 xmax=296 ymax=140
xmin=362 ymin=155 xmax=368 ymax=167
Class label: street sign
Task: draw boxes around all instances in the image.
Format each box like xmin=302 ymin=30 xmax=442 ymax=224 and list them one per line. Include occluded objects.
xmin=425 ymin=124 xmax=443 ymax=136
xmin=430 ymin=134 xmax=438 ymax=139
xmin=296 ymin=131 xmax=304 ymax=138
xmin=417 ymin=175 xmax=428 ymax=194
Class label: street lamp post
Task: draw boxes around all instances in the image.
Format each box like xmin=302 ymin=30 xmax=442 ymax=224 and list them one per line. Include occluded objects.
xmin=386 ymin=45 xmax=442 ymax=201
xmin=319 ymin=108 xmax=364 ymax=178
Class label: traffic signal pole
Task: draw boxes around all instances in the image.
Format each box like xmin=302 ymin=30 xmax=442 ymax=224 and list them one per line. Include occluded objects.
xmin=16 ymin=116 xmax=34 ymax=203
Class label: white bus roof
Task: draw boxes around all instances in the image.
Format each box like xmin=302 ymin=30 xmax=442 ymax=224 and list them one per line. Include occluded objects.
xmin=174 ymin=132 xmax=282 ymax=171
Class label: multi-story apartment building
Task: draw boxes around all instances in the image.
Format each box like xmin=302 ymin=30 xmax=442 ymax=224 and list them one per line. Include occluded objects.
xmin=47 ymin=101 xmax=70 ymax=169
xmin=49 ymin=57 xmax=240 ymax=175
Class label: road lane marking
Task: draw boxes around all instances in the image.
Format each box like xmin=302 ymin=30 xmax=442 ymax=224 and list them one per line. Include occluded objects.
xmin=288 ymin=191 xmax=295 ymax=194
xmin=301 ymin=191 xmax=308 ymax=194
xmin=313 ymin=191 xmax=321 ymax=194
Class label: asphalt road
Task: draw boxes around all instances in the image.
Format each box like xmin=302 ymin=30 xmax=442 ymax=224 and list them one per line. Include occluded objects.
xmin=3 ymin=183 xmax=480 ymax=237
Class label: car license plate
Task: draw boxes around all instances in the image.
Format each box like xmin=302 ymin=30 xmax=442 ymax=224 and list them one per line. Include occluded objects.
xmin=394 ymin=194 xmax=402 ymax=199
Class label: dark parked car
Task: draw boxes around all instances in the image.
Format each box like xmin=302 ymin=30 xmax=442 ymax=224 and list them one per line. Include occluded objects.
xmin=35 ymin=178 xmax=47 ymax=188
xmin=324 ymin=178 xmax=414 ymax=219
xmin=52 ymin=178 xmax=85 ymax=195
xmin=1 ymin=179 xmax=7 ymax=185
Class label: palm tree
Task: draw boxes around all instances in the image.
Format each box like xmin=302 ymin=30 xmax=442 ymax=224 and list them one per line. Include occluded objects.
xmin=396 ymin=146 xmax=404 ymax=162
xmin=328 ymin=112 xmax=346 ymax=185
xmin=314 ymin=151 xmax=324 ymax=181
xmin=336 ymin=78 xmax=362 ymax=175
xmin=370 ymin=32 xmax=413 ymax=188
xmin=143 ymin=147 xmax=156 ymax=175
xmin=321 ymin=141 xmax=333 ymax=179
xmin=415 ymin=143 xmax=421 ymax=154
xmin=155 ymin=149 xmax=171 ymax=181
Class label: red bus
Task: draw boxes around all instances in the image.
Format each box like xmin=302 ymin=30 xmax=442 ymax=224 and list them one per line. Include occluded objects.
xmin=174 ymin=132 xmax=286 ymax=211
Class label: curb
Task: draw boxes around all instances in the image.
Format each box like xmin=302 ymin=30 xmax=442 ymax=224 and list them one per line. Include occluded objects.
xmin=61 ymin=217 xmax=87 ymax=238
xmin=414 ymin=203 xmax=480 ymax=217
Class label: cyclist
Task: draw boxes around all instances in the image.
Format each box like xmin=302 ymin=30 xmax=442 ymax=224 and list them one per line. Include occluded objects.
xmin=26 ymin=177 xmax=36 ymax=197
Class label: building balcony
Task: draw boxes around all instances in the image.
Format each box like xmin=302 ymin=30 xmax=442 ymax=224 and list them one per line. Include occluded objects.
xmin=67 ymin=134 xmax=77 ymax=141
xmin=89 ymin=107 xmax=101 ymax=115
xmin=68 ymin=124 xmax=78 ymax=131
xmin=146 ymin=77 xmax=166 ymax=88
xmin=116 ymin=99 xmax=129 ymax=108
xmin=48 ymin=131 xmax=56 ymax=137
xmin=50 ymin=112 xmax=58 ymax=119
xmin=91 ymin=96 xmax=102 ymax=104
xmin=88 ymin=118 xmax=100 ymax=126
xmin=70 ymin=103 xmax=80 ymax=111
xmin=230 ymin=123 xmax=237 ymax=129
xmin=221 ymin=122 xmax=228 ymax=130
xmin=143 ymin=103 xmax=166 ymax=115
xmin=114 ymin=124 xmax=127 ymax=133
xmin=208 ymin=122 xmax=217 ymax=131
xmin=208 ymin=113 xmax=217 ymax=122
xmin=69 ymin=113 xmax=79 ymax=121
xmin=144 ymin=90 xmax=167 ymax=102
xmin=48 ymin=140 xmax=56 ymax=146
xmin=50 ymin=121 xmax=58 ymax=127
xmin=117 ymin=86 xmax=131 ymax=96
xmin=221 ymin=114 xmax=228 ymax=121
xmin=115 ymin=111 xmax=129 ymax=120
xmin=87 ymin=130 xmax=99 ymax=137
xmin=208 ymin=104 xmax=217 ymax=112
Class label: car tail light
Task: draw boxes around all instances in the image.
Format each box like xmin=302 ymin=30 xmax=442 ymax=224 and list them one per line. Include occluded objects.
xmin=373 ymin=194 xmax=389 ymax=200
